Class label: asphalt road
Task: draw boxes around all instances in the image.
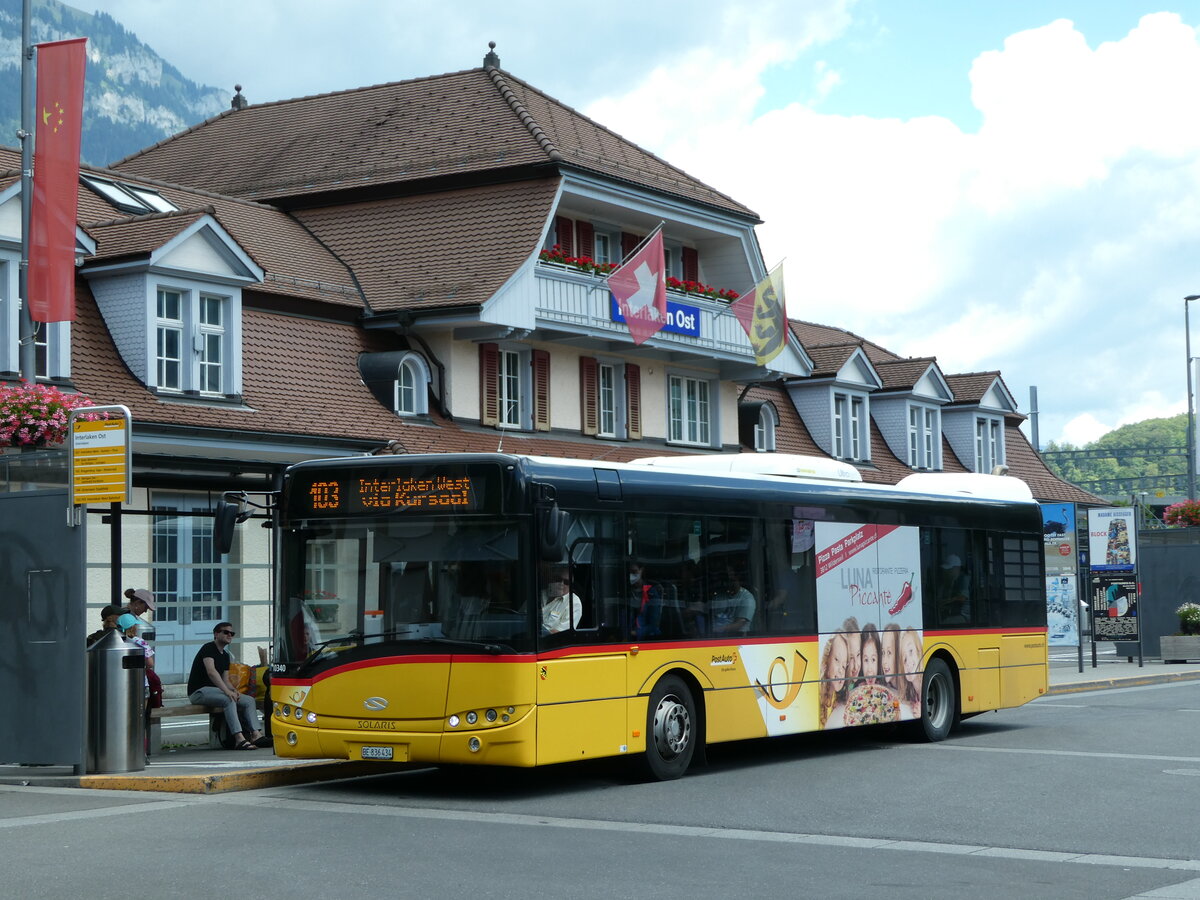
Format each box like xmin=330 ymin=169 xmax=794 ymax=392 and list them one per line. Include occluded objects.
xmin=4 ymin=678 xmax=1200 ymax=900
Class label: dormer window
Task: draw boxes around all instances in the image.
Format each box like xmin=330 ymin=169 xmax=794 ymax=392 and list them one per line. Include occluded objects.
xmin=82 ymin=175 xmax=177 ymax=215
xmin=908 ymin=404 xmax=939 ymax=470
xmin=755 ymin=403 xmax=778 ymax=452
xmin=975 ymin=415 xmax=1003 ymax=473
xmin=833 ymin=391 xmax=868 ymax=461
xmin=394 ymin=352 xmax=431 ymax=416
xmin=153 ymin=285 xmax=236 ymax=396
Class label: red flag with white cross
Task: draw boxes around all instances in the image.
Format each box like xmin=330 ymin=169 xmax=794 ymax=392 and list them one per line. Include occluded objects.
xmin=606 ymin=225 xmax=668 ymax=345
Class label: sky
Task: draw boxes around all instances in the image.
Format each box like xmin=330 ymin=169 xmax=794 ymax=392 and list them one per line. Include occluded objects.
xmin=74 ymin=0 xmax=1200 ymax=448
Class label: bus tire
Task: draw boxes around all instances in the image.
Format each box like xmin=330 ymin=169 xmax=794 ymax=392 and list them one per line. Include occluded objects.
xmin=640 ymin=675 xmax=696 ymax=780
xmin=916 ymin=657 xmax=957 ymax=742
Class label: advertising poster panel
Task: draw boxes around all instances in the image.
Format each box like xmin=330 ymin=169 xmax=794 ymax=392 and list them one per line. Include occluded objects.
xmin=1042 ymin=502 xmax=1078 ymax=647
xmin=1089 ymin=575 xmax=1139 ymax=642
xmin=814 ymin=522 xmax=923 ymax=730
xmin=1087 ymin=507 xmax=1136 ymax=572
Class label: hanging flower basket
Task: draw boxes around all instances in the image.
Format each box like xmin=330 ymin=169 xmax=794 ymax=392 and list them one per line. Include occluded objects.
xmin=0 ymin=381 xmax=102 ymax=448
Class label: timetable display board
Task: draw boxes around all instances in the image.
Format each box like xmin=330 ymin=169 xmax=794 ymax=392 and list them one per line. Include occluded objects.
xmin=289 ymin=464 xmax=503 ymax=517
xmin=69 ymin=406 xmax=131 ymax=506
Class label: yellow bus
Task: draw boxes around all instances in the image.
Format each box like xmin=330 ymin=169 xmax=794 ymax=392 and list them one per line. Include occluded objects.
xmin=267 ymin=453 xmax=1047 ymax=779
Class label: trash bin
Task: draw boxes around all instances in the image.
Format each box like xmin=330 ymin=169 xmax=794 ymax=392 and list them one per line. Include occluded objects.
xmin=86 ymin=629 xmax=146 ymax=773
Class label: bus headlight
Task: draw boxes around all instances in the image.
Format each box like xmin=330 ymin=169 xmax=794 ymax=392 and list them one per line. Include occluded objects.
xmin=466 ymin=711 xmax=478 ymax=725
xmin=294 ymin=707 xmax=304 ymax=720
xmin=448 ymin=715 xmax=460 ymax=728
xmin=468 ymin=737 xmax=481 ymax=753
xmin=286 ymin=731 xmax=298 ymax=746
xmin=485 ymin=708 xmax=497 ymax=722
xmin=281 ymin=704 xmax=292 ymax=718
xmin=306 ymin=711 xmax=317 ymax=724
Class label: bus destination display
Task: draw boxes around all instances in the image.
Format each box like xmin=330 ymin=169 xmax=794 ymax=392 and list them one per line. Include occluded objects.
xmin=299 ymin=470 xmax=487 ymax=515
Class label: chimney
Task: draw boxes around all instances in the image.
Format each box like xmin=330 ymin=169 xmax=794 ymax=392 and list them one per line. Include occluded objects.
xmin=231 ymin=85 xmax=248 ymax=111
xmin=483 ymin=41 xmax=500 ymax=69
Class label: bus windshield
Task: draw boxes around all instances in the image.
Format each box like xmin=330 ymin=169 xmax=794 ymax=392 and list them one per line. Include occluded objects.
xmin=279 ymin=516 xmax=531 ymax=660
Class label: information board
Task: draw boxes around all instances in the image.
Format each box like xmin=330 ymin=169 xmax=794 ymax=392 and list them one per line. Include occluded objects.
xmin=69 ymin=406 xmax=131 ymax=506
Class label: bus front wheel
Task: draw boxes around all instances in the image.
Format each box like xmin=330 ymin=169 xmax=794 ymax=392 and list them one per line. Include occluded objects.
xmin=641 ymin=675 xmax=696 ymax=780
xmin=916 ymin=658 xmax=957 ymax=742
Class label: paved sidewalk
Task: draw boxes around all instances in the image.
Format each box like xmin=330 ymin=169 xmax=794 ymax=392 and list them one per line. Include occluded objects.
xmin=5 ymin=654 xmax=1200 ymax=794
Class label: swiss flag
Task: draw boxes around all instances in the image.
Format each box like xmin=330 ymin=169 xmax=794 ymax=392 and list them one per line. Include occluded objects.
xmin=29 ymin=38 xmax=86 ymax=323
xmin=606 ymin=226 xmax=667 ymax=345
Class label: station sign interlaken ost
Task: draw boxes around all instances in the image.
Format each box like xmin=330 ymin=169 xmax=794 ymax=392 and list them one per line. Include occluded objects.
xmin=69 ymin=406 xmax=132 ymax=507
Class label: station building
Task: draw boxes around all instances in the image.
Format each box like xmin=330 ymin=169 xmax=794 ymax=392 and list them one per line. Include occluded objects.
xmin=0 ymin=46 xmax=1100 ymax=681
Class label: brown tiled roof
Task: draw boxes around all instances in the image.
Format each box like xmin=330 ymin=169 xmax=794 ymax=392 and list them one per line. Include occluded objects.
xmin=945 ymin=371 xmax=1004 ymax=405
xmin=804 ymin=342 xmax=862 ymax=377
xmin=85 ymin=212 xmax=209 ymax=262
xmin=859 ymin=419 xmax=915 ymax=485
xmin=112 ymin=67 xmax=755 ymax=218
xmin=292 ymin=178 xmax=560 ymax=312
xmin=874 ymin=357 xmax=937 ymax=391
xmin=0 ymin=146 xmax=366 ymax=310
xmin=791 ymin=320 xmax=899 ymax=366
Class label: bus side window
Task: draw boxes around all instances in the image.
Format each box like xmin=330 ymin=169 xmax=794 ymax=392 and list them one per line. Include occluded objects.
xmin=764 ymin=518 xmax=816 ymax=635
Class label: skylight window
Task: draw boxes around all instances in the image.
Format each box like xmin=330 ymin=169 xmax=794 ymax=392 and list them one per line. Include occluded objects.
xmin=81 ymin=175 xmax=177 ymax=214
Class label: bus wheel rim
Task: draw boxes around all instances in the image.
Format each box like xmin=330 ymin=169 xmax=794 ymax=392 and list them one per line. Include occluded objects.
xmin=652 ymin=693 xmax=690 ymax=758
xmin=927 ymin=672 xmax=948 ymax=729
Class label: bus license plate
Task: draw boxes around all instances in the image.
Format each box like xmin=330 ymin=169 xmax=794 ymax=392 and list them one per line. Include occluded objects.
xmin=361 ymin=746 xmax=393 ymax=760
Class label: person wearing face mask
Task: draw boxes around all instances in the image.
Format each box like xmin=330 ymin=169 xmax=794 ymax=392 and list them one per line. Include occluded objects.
xmin=629 ymin=562 xmax=662 ymax=640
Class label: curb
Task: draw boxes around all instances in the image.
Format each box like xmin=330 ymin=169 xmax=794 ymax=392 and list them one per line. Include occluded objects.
xmin=1047 ymin=669 xmax=1200 ymax=696
xmin=3 ymin=761 xmax=411 ymax=794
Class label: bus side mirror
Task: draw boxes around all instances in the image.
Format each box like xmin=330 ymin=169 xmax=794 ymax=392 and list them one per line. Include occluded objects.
xmin=537 ymin=506 xmax=567 ymax=562
xmin=213 ymin=500 xmax=248 ymax=556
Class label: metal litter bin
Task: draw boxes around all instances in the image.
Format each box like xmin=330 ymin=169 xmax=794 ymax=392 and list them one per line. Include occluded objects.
xmin=86 ymin=629 xmax=146 ymax=773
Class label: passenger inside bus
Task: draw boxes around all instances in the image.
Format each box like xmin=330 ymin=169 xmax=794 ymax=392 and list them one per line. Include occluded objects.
xmin=541 ymin=564 xmax=582 ymax=634
xmin=629 ymin=562 xmax=663 ymax=639
xmin=711 ymin=566 xmax=755 ymax=635
xmin=937 ymin=554 xmax=971 ymax=624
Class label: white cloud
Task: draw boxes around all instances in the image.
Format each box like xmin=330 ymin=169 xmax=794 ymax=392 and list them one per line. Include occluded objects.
xmin=586 ymin=11 xmax=1200 ymax=446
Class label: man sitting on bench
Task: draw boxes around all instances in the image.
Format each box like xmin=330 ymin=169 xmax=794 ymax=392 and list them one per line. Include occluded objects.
xmin=187 ymin=621 xmax=270 ymax=750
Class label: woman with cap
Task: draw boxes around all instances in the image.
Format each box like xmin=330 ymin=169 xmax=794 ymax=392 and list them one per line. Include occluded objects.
xmin=123 ymin=588 xmax=155 ymax=623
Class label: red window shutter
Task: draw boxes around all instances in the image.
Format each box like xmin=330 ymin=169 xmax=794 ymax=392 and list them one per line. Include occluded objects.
xmin=620 ymin=232 xmax=642 ymax=262
xmin=532 ymin=349 xmax=551 ymax=432
xmin=580 ymin=356 xmax=599 ymax=436
xmin=555 ymin=216 xmax=575 ymax=257
xmin=625 ymin=363 xmax=642 ymax=440
xmin=682 ymin=247 xmax=698 ymax=283
xmin=577 ymin=221 xmax=595 ymax=261
xmin=479 ymin=343 xmax=499 ymax=427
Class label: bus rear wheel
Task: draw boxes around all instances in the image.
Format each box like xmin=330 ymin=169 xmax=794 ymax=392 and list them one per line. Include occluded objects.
xmin=640 ymin=675 xmax=696 ymax=780
xmin=916 ymin=658 xmax=957 ymax=742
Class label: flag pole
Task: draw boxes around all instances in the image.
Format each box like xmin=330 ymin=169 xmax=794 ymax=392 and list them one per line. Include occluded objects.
xmin=18 ymin=0 xmax=36 ymax=380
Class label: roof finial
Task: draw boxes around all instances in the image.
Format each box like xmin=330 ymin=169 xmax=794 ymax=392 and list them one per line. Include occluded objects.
xmin=483 ymin=41 xmax=500 ymax=70
xmin=231 ymin=84 xmax=247 ymax=111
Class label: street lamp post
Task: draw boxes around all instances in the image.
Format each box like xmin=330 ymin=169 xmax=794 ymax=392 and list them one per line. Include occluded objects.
xmin=1187 ymin=295 xmax=1200 ymax=501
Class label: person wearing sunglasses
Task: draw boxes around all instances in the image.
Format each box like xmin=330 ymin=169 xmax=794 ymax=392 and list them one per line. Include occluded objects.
xmin=186 ymin=621 xmax=270 ymax=750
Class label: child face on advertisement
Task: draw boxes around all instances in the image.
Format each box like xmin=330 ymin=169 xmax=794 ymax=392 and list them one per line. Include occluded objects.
xmin=827 ymin=634 xmax=848 ymax=691
xmin=845 ymin=631 xmax=862 ymax=679
xmin=881 ymin=630 xmax=897 ymax=678
xmin=860 ymin=638 xmax=879 ymax=682
xmin=901 ymin=630 xmax=922 ymax=681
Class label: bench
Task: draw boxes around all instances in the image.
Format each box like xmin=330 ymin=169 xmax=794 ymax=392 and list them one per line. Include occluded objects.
xmin=149 ymin=703 xmax=224 ymax=754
